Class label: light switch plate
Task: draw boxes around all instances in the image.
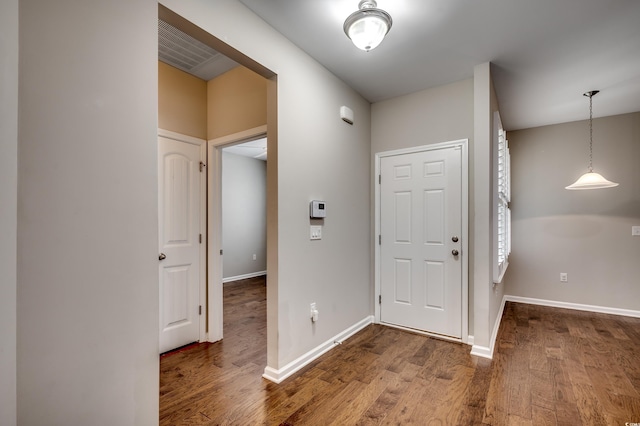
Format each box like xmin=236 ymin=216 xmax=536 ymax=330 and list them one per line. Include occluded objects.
xmin=632 ymin=226 xmax=640 ymax=236
xmin=310 ymin=225 xmax=322 ymax=240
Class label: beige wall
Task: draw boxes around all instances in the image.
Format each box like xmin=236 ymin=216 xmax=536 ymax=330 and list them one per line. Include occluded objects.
xmin=371 ymin=79 xmax=474 ymax=154
xmin=0 ymin=0 xmax=18 ymax=424
xmin=371 ymin=78 xmax=476 ymax=333
xmin=158 ymin=61 xmax=207 ymax=139
xmin=222 ymin=152 xmax=267 ymax=279
xmin=207 ymin=66 xmax=267 ymax=140
xmin=505 ymin=112 xmax=640 ymax=310
xmin=472 ymin=63 xmax=504 ymax=352
xmin=18 ymin=0 xmax=158 ymax=424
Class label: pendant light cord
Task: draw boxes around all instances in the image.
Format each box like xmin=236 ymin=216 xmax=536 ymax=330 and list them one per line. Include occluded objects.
xmin=588 ymin=93 xmax=593 ymax=172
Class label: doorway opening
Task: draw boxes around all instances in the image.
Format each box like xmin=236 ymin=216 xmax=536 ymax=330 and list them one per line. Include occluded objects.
xmin=207 ymin=127 xmax=268 ymax=342
xmin=157 ymin=4 xmax=278 ymax=371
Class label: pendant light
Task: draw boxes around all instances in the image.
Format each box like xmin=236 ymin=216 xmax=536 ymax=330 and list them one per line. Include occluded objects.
xmin=565 ymin=91 xmax=619 ymax=190
xmin=344 ymin=0 xmax=392 ymax=52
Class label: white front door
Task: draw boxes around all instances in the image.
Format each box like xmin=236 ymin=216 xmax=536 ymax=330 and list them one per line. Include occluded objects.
xmin=158 ymin=135 xmax=201 ymax=353
xmin=380 ymin=146 xmax=462 ymax=338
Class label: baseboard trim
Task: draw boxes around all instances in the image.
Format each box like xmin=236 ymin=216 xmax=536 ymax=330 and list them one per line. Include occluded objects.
xmin=467 ymin=335 xmax=474 ymax=346
xmin=223 ymin=271 xmax=266 ymax=283
xmin=471 ymin=294 xmax=507 ymax=360
xmin=504 ymin=295 xmax=640 ymax=318
xmin=470 ymin=344 xmax=492 ymax=358
xmin=262 ymin=315 xmax=374 ymax=384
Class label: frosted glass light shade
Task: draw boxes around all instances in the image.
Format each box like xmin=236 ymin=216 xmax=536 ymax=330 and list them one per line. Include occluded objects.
xmin=346 ymin=14 xmax=389 ymax=51
xmin=565 ymin=172 xmax=619 ymax=190
xmin=344 ymin=2 xmax=392 ymax=52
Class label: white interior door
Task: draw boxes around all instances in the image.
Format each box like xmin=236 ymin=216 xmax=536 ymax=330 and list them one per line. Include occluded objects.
xmin=380 ymin=146 xmax=462 ymax=338
xmin=158 ymin=135 xmax=201 ymax=353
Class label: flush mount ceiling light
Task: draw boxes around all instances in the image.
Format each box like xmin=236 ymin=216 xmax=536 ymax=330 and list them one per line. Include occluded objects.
xmin=565 ymin=90 xmax=619 ymax=190
xmin=344 ymin=0 xmax=392 ymax=52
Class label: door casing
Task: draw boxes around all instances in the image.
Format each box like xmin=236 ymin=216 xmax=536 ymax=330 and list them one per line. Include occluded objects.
xmin=374 ymin=139 xmax=469 ymax=344
xmin=207 ymin=125 xmax=268 ymax=342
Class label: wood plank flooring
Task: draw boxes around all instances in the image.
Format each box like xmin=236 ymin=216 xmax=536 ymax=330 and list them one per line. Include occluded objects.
xmin=160 ymin=278 xmax=640 ymax=425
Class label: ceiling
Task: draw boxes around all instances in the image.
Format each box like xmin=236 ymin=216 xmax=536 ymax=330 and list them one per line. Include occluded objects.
xmin=224 ymin=138 xmax=268 ymax=161
xmin=238 ymin=0 xmax=640 ymax=130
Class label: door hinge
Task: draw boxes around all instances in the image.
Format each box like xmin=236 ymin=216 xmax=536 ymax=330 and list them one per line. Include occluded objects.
xmin=199 ymin=305 xmax=202 ymax=315
xmin=379 ymin=235 xmax=381 ymax=245
xmin=199 ymin=233 xmax=202 ymax=244
xmin=379 ymin=174 xmax=381 ymax=184
xmin=379 ymin=295 xmax=382 ymax=304
xmin=220 ymin=249 xmax=223 ymax=255
xmin=199 ymin=161 xmax=206 ymax=172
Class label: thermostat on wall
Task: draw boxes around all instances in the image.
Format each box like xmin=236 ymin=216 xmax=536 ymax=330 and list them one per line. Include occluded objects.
xmin=310 ymin=200 xmax=326 ymax=218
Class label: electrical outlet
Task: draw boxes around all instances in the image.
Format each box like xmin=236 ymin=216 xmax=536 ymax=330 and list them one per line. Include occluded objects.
xmin=560 ymin=273 xmax=568 ymax=283
xmin=632 ymin=226 xmax=640 ymax=236
xmin=310 ymin=302 xmax=319 ymax=322
xmin=252 ymin=254 xmax=257 ymax=261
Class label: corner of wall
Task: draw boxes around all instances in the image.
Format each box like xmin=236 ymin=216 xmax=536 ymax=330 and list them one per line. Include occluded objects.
xmin=0 ymin=0 xmax=19 ymax=424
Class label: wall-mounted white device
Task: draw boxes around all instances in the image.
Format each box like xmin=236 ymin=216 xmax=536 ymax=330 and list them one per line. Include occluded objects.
xmin=340 ymin=106 xmax=354 ymax=125
xmin=310 ymin=200 xmax=326 ymax=218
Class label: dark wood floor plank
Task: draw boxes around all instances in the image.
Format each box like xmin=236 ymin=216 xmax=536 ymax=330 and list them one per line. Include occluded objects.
xmin=159 ymin=287 xmax=640 ymax=425
xmin=378 ymin=375 xmax=430 ymax=425
xmin=357 ymin=360 xmax=420 ymax=425
xmin=327 ymin=369 xmax=395 ymax=425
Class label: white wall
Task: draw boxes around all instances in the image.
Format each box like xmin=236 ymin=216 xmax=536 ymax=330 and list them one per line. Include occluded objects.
xmin=472 ymin=63 xmax=504 ymax=353
xmin=222 ymin=152 xmax=267 ymax=279
xmin=0 ymin=0 xmax=18 ymax=424
xmin=371 ymin=79 xmax=474 ymax=153
xmin=162 ymin=0 xmax=372 ymax=370
xmin=17 ymin=1 xmax=159 ymax=424
xmin=506 ymin=112 xmax=640 ymax=310
xmin=371 ymin=78 xmax=475 ymax=332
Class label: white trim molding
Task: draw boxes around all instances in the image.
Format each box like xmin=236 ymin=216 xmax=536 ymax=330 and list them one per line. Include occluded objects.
xmin=262 ymin=316 xmax=374 ymax=384
xmin=158 ymin=128 xmax=205 ymax=146
xmin=471 ymin=295 xmax=507 ymax=360
xmin=207 ymin=125 xmax=268 ymax=343
xmin=223 ymin=271 xmax=266 ymax=284
xmin=505 ymin=295 xmax=640 ymax=319
xmin=468 ymin=294 xmax=640 ymax=360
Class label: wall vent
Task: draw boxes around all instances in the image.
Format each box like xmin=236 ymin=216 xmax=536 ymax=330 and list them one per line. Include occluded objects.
xmin=158 ymin=19 xmax=238 ymax=81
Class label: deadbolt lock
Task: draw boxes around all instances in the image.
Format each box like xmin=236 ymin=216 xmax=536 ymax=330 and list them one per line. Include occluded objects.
xmin=452 ymin=236 xmax=459 ymax=242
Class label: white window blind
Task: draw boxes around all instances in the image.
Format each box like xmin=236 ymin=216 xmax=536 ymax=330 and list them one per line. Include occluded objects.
xmin=494 ymin=113 xmax=511 ymax=283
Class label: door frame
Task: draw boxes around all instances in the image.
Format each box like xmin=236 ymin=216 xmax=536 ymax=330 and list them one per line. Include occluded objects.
xmin=207 ymin=125 xmax=268 ymax=342
xmin=374 ymin=139 xmax=469 ymax=344
xmin=158 ymin=128 xmax=208 ymax=345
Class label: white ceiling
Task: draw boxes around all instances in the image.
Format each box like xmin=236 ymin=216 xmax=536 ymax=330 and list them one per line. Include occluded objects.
xmin=224 ymin=138 xmax=268 ymax=161
xmin=238 ymin=0 xmax=640 ymax=130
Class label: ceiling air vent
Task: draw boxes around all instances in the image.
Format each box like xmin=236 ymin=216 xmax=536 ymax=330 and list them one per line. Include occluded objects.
xmin=158 ymin=19 xmax=238 ymax=81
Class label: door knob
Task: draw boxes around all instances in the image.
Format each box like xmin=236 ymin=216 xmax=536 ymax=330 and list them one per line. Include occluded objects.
xmin=452 ymin=236 xmax=459 ymax=242
xmin=159 ymin=253 xmax=166 ymax=261
xmin=452 ymin=249 xmax=459 ymax=256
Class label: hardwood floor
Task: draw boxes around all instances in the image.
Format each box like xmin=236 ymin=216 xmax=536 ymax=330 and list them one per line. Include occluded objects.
xmin=160 ymin=279 xmax=640 ymax=425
